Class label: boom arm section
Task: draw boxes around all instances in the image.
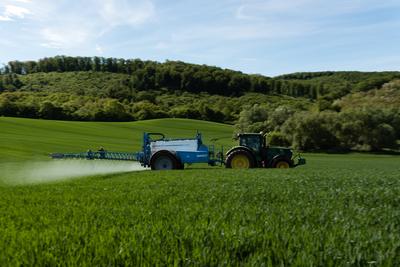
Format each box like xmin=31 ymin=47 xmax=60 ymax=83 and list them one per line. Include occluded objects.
xmin=50 ymin=151 xmax=140 ymax=161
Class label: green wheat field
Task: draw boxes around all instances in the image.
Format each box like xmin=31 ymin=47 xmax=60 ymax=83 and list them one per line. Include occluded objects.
xmin=0 ymin=117 xmax=399 ymax=266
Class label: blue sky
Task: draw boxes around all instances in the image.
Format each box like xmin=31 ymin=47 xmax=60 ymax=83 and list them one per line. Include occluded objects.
xmin=0 ymin=0 xmax=399 ymax=76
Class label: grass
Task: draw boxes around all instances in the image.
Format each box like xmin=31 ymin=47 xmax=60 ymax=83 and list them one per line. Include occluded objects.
xmin=0 ymin=117 xmax=234 ymax=162
xmin=0 ymin=117 xmax=399 ymax=265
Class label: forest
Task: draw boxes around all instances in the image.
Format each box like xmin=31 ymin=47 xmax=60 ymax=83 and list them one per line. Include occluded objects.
xmin=0 ymin=56 xmax=399 ymax=151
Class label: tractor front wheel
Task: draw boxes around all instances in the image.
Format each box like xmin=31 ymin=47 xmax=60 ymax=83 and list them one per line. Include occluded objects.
xmin=226 ymin=149 xmax=255 ymax=169
xmin=273 ymin=159 xmax=291 ymax=169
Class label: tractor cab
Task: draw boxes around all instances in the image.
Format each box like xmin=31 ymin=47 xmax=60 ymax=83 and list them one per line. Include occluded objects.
xmin=238 ymin=133 xmax=266 ymax=152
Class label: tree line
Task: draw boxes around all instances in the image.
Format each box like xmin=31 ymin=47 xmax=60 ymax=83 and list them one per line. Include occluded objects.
xmin=0 ymin=90 xmax=310 ymax=123
xmin=1 ymin=56 xmax=323 ymax=99
xmin=3 ymin=56 xmax=399 ymax=101
xmin=236 ymin=104 xmax=400 ymax=152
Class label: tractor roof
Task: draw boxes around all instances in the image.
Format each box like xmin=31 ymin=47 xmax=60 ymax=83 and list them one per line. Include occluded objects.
xmin=237 ymin=133 xmax=263 ymax=137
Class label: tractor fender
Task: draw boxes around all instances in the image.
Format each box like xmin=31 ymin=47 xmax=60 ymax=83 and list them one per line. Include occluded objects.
xmin=225 ymin=146 xmax=254 ymax=157
xmin=271 ymin=155 xmax=293 ymax=168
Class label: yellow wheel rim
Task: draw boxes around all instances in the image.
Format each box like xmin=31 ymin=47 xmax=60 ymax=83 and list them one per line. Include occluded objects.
xmin=231 ymin=154 xmax=250 ymax=169
xmin=276 ymin=161 xmax=290 ymax=169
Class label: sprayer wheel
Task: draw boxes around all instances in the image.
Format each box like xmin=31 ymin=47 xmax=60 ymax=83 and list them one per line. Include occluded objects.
xmin=150 ymin=151 xmax=179 ymax=170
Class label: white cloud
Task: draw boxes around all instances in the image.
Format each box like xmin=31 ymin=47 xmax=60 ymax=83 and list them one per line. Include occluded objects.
xmin=169 ymin=21 xmax=316 ymax=44
xmin=95 ymin=44 xmax=103 ymax=54
xmin=236 ymin=0 xmax=400 ymax=21
xmin=0 ymin=0 xmax=157 ymax=50
xmin=0 ymin=15 xmax=11 ymax=21
xmin=40 ymin=26 xmax=90 ymax=49
xmin=34 ymin=0 xmax=157 ymax=49
xmin=230 ymin=0 xmax=400 ymax=42
xmin=0 ymin=4 xmax=31 ymax=21
xmin=98 ymin=0 xmax=155 ymax=27
xmin=13 ymin=0 xmax=32 ymax=3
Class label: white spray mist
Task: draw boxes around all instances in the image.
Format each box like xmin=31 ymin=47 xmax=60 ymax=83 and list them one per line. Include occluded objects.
xmin=0 ymin=160 xmax=146 ymax=185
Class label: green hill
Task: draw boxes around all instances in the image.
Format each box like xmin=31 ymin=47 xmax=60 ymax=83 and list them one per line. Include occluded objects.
xmin=1 ymin=56 xmax=399 ymax=152
xmin=334 ymin=79 xmax=400 ymax=110
xmin=1 ymin=56 xmax=399 ymax=124
xmin=0 ymin=117 xmax=234 ymax=162
xmin=0 ymin=70 xmax=313 ymax=123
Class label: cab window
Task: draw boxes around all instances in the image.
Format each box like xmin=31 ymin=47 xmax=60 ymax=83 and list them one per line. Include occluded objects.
xmin=240 ymin=135 xmax=261 ymax=151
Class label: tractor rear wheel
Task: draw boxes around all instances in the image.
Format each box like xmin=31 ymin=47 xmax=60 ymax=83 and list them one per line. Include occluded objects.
xmin=226 ymin=149 xmax=255 ymax=169
xmin=150 ymin=151 xmax=179 ymax=170
xmin=273 ymin=159 xmax=291 ymax=169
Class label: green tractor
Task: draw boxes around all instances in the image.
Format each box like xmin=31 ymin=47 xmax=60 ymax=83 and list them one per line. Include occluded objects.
xmin=225 ymin=133 xmax=305 ymax=169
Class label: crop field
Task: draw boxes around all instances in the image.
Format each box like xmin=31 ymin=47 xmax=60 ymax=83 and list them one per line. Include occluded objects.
xmin=0 ymin=117 xmax=399 ymax=266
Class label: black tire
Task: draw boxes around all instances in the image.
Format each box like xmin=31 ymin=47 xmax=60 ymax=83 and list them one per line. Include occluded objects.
xmin=272 ymin=158 xmax=291 ymax=169
xmin=150 ymin=151 xmax=179 ymax=170
xmin=225 ymin=149 xmax=255 ymax=169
